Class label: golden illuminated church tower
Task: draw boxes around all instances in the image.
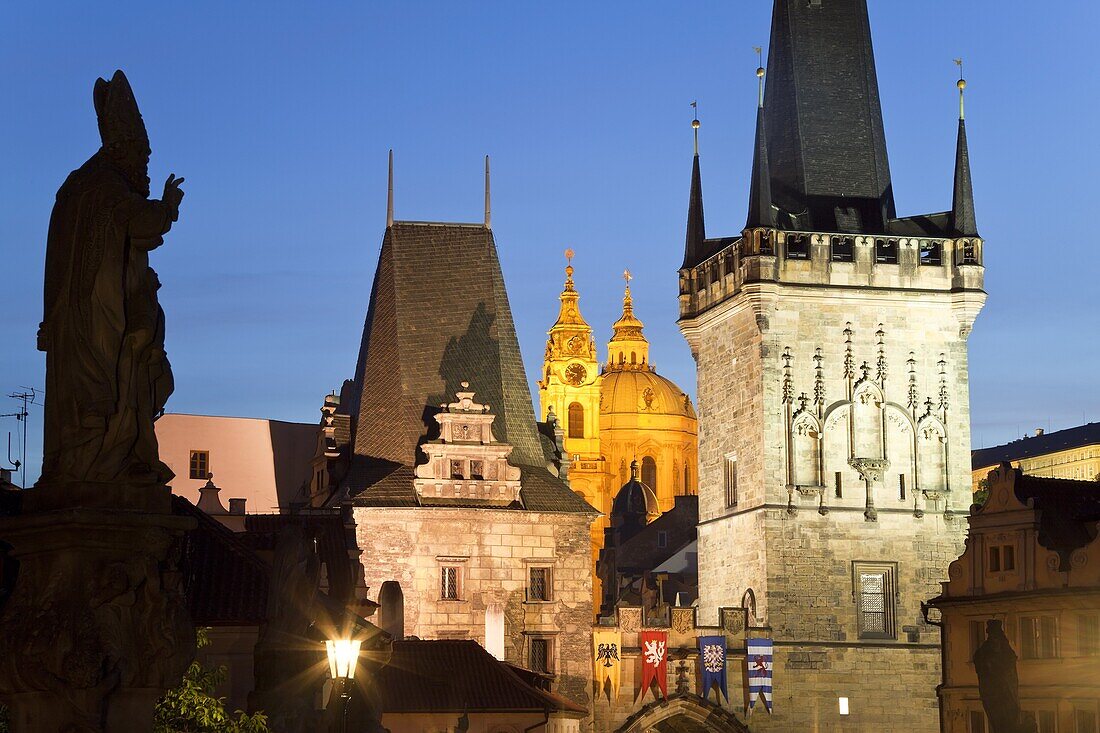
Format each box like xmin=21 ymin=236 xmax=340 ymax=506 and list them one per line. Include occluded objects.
xmin=539 ymin=255 xmax=698 ymax=580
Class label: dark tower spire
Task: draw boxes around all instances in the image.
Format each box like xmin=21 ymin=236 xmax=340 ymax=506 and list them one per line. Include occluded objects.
xmin=763 ymin=0 xmax=895 ymax=232
xmin=682 ymin=107 xmax=706 ymax=270
xmin=951 ymin=69 xmax=978 ymax=237
xmin=746 ymin=61 xmax=774 ymax=230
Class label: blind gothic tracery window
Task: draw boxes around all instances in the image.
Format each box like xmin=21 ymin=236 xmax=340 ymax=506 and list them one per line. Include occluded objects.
xmin=568 ymin=402 xmax=584 ymax=439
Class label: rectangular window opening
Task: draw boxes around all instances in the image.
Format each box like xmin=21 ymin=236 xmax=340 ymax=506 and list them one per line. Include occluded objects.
xmin=1003 ymin=544 xmax=1015 ymax=572
xmin=189 ymin=450 xmax=210 ymax=480
xmin=529 ymin=637 xmax=551 ymax=674
xmin=989 ymin=546 xmax=1001 ymax=573
xmin=441 ymin=566 xmax=460 ymax=600
xmin=919 ymin=240 xmax=943 ymax=266
xmin=831 ymin=236 xmax=854 ymax=262
xmin=1079 ymin=614 xmax=1100 ymax=656
xmin=786 ymin=234 xmax=810 ymax=260
xmin=528 ymin=567 xmax=551 ymax=602
xmin=1019 ymin=615 xmax=1059 ymax=660
xmin=724 ymin=456 xmax=738 ymax=508
xmin=835 ymin=471 xmax=843 ymax=499
xmin=853 ymin=562 xmax=897 ymax=640
xmin=899 ymin=474 xmax=906 ymax=501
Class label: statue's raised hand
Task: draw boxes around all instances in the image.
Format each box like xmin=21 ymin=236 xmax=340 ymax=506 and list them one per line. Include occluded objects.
xmin=162 ymin=173 xmax=185 ymax=208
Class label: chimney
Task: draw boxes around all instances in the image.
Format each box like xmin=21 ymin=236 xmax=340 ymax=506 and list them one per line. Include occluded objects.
xmin=228 ymin=498 xmax=246 ymax=515
xmin=1035 ymin=428 xmax=1044 ymax=437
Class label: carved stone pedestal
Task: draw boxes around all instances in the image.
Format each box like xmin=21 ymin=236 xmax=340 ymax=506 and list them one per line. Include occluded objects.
xmin=0 ymin=484 xmax=195 ymax=733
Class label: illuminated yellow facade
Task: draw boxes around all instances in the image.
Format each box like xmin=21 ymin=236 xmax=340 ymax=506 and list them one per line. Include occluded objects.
xmin=971 ymin=424 xmax=1100 ymax=491
xmin=538 ymin=258 xmax=698 ymax=579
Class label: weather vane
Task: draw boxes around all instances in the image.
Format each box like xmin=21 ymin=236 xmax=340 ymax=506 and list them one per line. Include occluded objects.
xmin=690 ymin=100 xmax=700 ymax=154
xmin=623 ymin=269 xmax=632 ymax=285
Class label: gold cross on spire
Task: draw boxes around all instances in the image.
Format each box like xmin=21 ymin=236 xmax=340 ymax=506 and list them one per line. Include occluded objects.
xmin=623 ymin=269 xmax=632 ymax=285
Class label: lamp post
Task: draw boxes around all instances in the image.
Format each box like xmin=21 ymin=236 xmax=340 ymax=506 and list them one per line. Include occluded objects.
xmin=326 ymin=638 xmax=362 ymax=733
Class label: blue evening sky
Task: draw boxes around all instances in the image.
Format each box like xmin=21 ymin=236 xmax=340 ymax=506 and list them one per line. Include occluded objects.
xmin=2 ymin=2 xmax=1097 ymax=486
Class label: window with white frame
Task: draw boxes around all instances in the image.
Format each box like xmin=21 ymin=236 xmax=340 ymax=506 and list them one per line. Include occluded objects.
xmin=1019 ymin=615 xmax=1059 ymax=659
xmin=1020 ymin=709 xmax=1057 ymax=733
xmin=853 ymin=562 xmax=897 ymax=639
xmin=1079 ymin=613 xmax=1100 ymax=656
xmin=440 ymin=566 xmax=461 ymax=600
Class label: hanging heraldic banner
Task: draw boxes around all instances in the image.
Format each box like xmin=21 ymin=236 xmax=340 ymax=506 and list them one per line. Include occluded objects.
xmin=746 ymin=637 xmax=774 ymax=714
xmin=698 ymin=635 xmax=728 ymax=702
xmin=639 ymin=630 xmax=668 ymax=701
xmin=593 ymin=629 xmax=622 ymax=700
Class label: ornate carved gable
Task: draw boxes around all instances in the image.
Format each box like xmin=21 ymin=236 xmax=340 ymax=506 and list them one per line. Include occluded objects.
xmin=413 ymin=383 xmax=522 ymax=506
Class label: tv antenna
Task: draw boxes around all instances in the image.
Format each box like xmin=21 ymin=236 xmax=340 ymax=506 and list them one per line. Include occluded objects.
xmin=3 ymin=388 xmax=38 ymax=489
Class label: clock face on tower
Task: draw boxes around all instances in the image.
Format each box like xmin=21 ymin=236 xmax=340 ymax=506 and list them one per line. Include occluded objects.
xmin=567 ymin=335 xmax=585 ymax=354
xmin=564 ymin=363 xmax=587 ymax=386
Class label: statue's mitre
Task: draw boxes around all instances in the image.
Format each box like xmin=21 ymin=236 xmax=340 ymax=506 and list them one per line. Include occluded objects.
xmin=93 ymin=70 xmax=148 ymax=147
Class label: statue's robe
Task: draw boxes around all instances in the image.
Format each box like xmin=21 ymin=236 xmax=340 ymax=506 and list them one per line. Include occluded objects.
xmin=40 ymin=151 xmax=177 ymax=487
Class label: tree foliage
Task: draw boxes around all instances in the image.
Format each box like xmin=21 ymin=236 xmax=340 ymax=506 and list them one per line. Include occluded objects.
xmin=154 ymin=628 xmax=271 ymax=733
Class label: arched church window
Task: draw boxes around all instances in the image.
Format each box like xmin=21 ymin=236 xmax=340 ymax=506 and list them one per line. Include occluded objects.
xmin=641 ymin=456 xmax=657 ymax=494
xmin=630 ymin=351 xmax=637 ymax=364
xmin=568 ymin=402 xmax=584 ymax=439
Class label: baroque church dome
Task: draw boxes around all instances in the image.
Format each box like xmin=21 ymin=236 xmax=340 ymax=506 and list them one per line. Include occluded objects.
xmin=611 ymin=459 xmax=660 ymax=521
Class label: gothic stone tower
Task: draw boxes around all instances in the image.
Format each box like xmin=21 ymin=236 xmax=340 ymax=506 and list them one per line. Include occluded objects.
xmin=678 ymin=2 xmax=986 ymax=730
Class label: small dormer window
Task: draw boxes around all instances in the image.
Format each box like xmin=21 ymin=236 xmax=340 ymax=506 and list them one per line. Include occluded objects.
xmin=657 ymin=531 xmax=668 ymax=549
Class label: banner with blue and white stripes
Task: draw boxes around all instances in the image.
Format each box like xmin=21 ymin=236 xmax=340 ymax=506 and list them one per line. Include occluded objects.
xmin=746 ymin=638 xmax=773 ymax=714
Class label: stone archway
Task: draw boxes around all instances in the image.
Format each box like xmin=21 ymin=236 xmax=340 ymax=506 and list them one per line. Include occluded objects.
xmin=616 ymin=693 xmax=749 ymax=732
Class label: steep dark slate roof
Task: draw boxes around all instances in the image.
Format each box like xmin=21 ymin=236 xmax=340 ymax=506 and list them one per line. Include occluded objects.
xmin=681 ymin=153 xmax=706 ymax=270
xmin=371 ymin=639 xmax=586 ymax=714
xmin=343 ymin=221 xmax=592 ymax=514
xmin=972 ymin=423 xmax=1100 ymax=470
xmin=952 ymin=119 xmax=978 ymax=236
xmin=174 ymin=496 xmax=270 ymax=626
xmin=763 ymin=0 xmax=895 ymax=232
xmin=745 ymin=105 xmax=774 ymax=230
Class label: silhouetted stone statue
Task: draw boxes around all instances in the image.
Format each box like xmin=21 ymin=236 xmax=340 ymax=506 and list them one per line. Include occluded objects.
xmin=39 ymin=69 xmax=184 ymax=488
xmin=0 ymin=71 xmax=195 ymax=733
xmin=974 ymin=620 xmax=1038 ymax=733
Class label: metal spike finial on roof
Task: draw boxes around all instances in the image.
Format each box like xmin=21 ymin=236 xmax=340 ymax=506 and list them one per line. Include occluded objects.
xmin=386 ymin=149 xmax=394 ymax=228
xmin=484 ymin=155 xmax=491 ymax=230
xmin=690 ymin=100 xmax=700 ymax=155
xmin=954 ymin=58 xmax=966 ymax=120
xmin=754 ymin=46 xmax=765 ymax=109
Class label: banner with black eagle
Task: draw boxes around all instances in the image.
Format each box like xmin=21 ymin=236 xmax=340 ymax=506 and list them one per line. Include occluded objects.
xmin=698 ymin=635 xmax=728 ymax=702
xmin=639 ymin=629 xmax=668 ymax=701
xmin=593 ymin=629 xmax=622 ymax=700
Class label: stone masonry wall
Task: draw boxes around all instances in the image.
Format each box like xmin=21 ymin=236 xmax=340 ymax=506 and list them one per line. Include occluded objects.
xmin=691 ymin=303 xmax=767 ymax=625
xmin=353 ymin=506 xmax=593 ymax=707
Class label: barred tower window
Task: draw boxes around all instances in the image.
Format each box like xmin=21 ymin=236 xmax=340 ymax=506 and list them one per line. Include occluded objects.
xmin=568 ymin=402 xmax=584 ymax=439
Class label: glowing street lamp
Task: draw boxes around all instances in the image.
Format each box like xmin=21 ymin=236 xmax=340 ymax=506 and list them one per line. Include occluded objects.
xmin=326 ymin=639 xmax=362 ymax=681
xmin=326 ymin=638 xmax=362 ymax=733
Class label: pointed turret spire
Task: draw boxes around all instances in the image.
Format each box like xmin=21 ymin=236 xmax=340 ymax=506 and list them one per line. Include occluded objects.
xmin=484 ymin=155 xmax=492 ymax=229
xmin=746 ymin=61 xmax=774 ymax=230
xmin=682 ymin=107 xmax=706 ymax=270
xmin=951 ymin=65 xmax=978 ymax=237
xmin=386 ymin=149 xmax=394 ymax=228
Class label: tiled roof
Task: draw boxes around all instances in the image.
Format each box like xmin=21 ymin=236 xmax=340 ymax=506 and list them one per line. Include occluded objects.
xmin=972 ymin=423 xmax=1100 ymax=470
xmin=174 ymin=496 xmax=270 ymax=626
xmin=371 ymin=639 xmax=586 ymax=714
xmin=341 ymin=221 xmax=593 ymax=515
